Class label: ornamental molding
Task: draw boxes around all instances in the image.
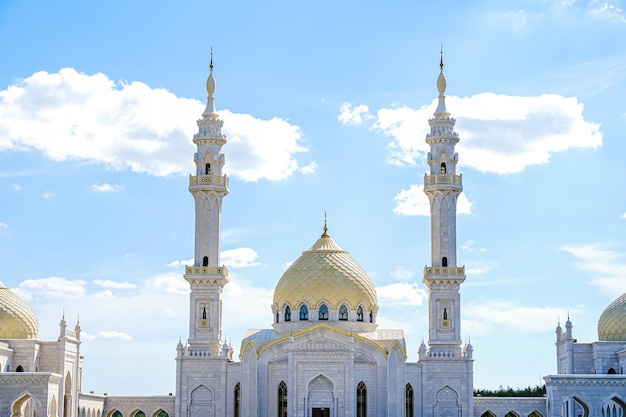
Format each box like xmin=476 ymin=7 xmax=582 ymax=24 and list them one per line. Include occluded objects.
xmin=548 ymin=379 xmax=626 ymax=387
xmin=104 ymin=397 xmax=175 ymax=405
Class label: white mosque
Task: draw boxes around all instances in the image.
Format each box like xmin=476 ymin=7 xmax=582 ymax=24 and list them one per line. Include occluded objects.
xmin=0 ymin=57 xmax=625 ymax=417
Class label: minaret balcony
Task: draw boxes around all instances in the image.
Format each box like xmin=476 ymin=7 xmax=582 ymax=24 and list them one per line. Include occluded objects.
xmin=189 ymin=174 xmax=229 ymax=189
xmin=424 ymin=173 xmax=462 ymax=187
xmin=423 ymin=266 xmax=466 ymax=287
xmin=185 ymin=265 xmax=229 ymax=277
xmin=424 ymin=266 xmax=464 ymax=276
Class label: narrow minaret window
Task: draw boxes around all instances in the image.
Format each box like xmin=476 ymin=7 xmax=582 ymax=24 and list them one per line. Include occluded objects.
xmin=202 ymin=256 xmax=208 ymax=266
xmin=442 ymin=257 xmax=448 ymax=267
xmin=441 ymin=162 xmax=447 ymax=174
xmin=443 ymin=308 xmax=448 ymax=320
xmin=202 ymin=307 xmax=207 ymax=320
xmin=284 ymin=306 xmax=291 ymax=322
xmin=205 ymin=163 xmax=211 ymax=175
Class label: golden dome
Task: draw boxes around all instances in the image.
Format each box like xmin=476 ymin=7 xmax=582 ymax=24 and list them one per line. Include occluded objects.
xmin=598 ymin=292 xmax=626 ymax=341
xmin=0 ymin=281 xmax=39 ymax=339
xmin=273 ymin=231 xmax=377 ymax=310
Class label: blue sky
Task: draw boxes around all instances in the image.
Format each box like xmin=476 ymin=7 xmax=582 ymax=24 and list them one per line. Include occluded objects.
xmin=1 ymin=0 xmax=626 ymax=395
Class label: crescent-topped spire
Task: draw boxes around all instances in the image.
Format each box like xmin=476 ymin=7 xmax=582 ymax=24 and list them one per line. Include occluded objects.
xmin=203 ymin=45 xmax=217 ymax=117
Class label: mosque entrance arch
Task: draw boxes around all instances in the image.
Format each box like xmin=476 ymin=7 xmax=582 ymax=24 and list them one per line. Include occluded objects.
xmin=307 ymin=375 xmax=334 ymax=417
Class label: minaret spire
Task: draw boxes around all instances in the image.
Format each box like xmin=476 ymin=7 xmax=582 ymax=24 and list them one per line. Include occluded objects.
xmin=184 ymin=53 xmax=230 ymax=357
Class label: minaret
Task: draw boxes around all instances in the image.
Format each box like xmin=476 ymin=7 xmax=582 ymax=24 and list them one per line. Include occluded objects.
xmin=422 ymin=52 xmax=466 ymax=354
xmin=184 ymin=52 xmax=230 ymax=357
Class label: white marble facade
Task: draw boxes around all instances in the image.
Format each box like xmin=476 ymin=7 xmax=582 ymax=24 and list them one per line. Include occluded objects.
xmin=1 ymin=60 xmax=625 ymax=417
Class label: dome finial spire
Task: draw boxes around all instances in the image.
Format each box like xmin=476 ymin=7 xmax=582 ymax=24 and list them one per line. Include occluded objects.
xmin=321 ymin=211 xmax=330 ymax=238
xmin=210 ymin=44 xmax=214 ymax=71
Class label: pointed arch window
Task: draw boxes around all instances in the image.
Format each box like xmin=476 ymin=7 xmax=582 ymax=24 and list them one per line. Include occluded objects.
xmin=16 ymin=365 xmax=24 ymax=372
xmin=369 ymin=311 xmax=373 ymax=323
xmin=205 ymin=163 xmax=211 ymax=175
xmin=111 ymin=411 xmax=122 ymax=417
xmin=299 ymin=305 xmax=308 ymax=320
xmin=441 ymin=162 xmax=447 ymax=174
xmin=356 ymin=306 xmax=364 ymax=322
xmin=156 ymin=410 xmax=169 ymax=417
xmin=608 ymin=368 xmax=616 ymax=374
xmin=284 ymin=306 xmax=291 ymax=322
xmin=405 ymin=384 xmax=414 ymax=417
xmin=234 ymin=383 xmax=241 ymax=417
xmin=356 ymin=381 xmax=367 ymax=417
xmin=442 ymin=257 xmax=448 ymax=267
xmin=339 ymin=305 xmax=348 ymax=321
xmin=278 ymin=381 xmax=288 ymax=417
xmin=318 ymin=304 xmax=329 ymax=320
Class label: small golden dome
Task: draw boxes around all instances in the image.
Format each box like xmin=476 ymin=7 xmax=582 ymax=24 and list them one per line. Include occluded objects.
xmin=0 ymin=281 xmax=39 ymax=339
xmin=273 ymin=232 xmax=377 ymax=310
xmin=598 ymin=292 xmax=626 ymax=341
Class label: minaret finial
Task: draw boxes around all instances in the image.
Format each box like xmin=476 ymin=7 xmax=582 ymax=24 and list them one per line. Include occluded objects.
xmin=321 ymin=211 xmax=330 ymax=238
xmin=210 ymin=44 xmax=214 ymax=71
xmin=440 ymin=43 xmax=444 ymax=71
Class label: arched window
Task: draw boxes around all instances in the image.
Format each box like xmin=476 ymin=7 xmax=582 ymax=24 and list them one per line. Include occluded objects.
xmin=405 ymin=384 xmax=414 ymax=417
xmin=318 ymin=304 xmax=329 ymax=320
xmin=205 ymin=163 xmax=211 ymax=175
xmin=442 ymin=257 xmax=448 ymax=267
xmin=156 ymin=410 xmax=169 ymax=417
xmin=134 ymin=411 xmax=146 ymax=417
xmin=203 ymin=256 xmax=209 ymax=266
xmin=111 ymin=411 xmax=122 ymax=417
xmin=202 ymin=308 xmax=207 ymax=320
xmin=339 ymin=305 xmax=348 ymax=321
xmin=299 ymin=305 xmax=309 ymax=320
xmin=234 ymin=383 xmax=241 ymax=417
xmin=278 ymin=381 xmax=288 ymax=417
xmin=276 ymin=312 xmax=279 ymax=323
xmin=441 ymin=162 xmax=447 ymax=174
xmin=284 ymin=306 xmax=291 ymax=322
xmin=16 ymin=365 xmax=24 ymax=372
xmin=608 ymin=368 xmax=617 ymax=374
xmin=357 ymin=381 xmax=367 ymax=417
xmin=356 ymin=306 xmax=364 ymax=322
xmin=369 ymin=311 xmax=373 ymax=323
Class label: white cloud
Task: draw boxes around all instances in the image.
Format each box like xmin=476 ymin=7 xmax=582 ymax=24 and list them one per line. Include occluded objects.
xmin=464 ymin=301 xmax=564 ymax=334
xmin=0 ymin=68 xmax=313 ymax=182
xmin=13 ymin=184 xmax=21 ymax=190
xmin=222 ymin=247 xmax=260 ymax=268
xmin=13 ymin=277 xmax=86 ymax=301
xmin=352 ymin=93 xmax=601 ymax=174
xmin=393 ymin=184 xmax=473 ymax=216
xmin=376 ymin=282 xmax=428 ymax=306
xmin=588 ymin=0 xmax=626 ymax=23
xmin=89 ymin=183 xmax=125 ymax=193
xmin=621 ymin=212 xmax=626 ymax=219
xmin=0 ymin=222 xmax=7 ymax=229
xmin=147 ymin=273 xmax=189 ymax=295
xmin=338 ymin=102 xmax=372 ymax=126
xmin=390 ymin=266 xmax=415 ymax=281
xmin=42 ymin=191 xmax=56 ymax=199
xmin=221 ymin=110 xmax=312 ymax=181
xmin=166 ymin=258 xmax=193 ymax=268
xmin=93 ymin=279 xmax=137 ymax=289
xmin=81 ymin=331 xmax=133 ymax=341
xmin=562 ymin=243 xmax=626 ymax=296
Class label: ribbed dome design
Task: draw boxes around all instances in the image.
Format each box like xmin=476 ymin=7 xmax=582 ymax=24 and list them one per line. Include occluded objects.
xmin=598 ymin=292 xmax=626 ymax=341
xmin=273 ymin=232 xmax=377 ymax=310
xmin=0 ymin=281 xmax=39 ymax=339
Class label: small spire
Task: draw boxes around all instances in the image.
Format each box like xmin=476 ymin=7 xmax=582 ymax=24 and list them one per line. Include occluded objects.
xmin=210 ymin=44 xmax=214 ymax=71
xmin=440 ymin=43 xmax=444 ymax=71
xmin=321 ymin=211 xmax=330 ymax=238
xmin=203 ymin=47 xmax=217 ymax=117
